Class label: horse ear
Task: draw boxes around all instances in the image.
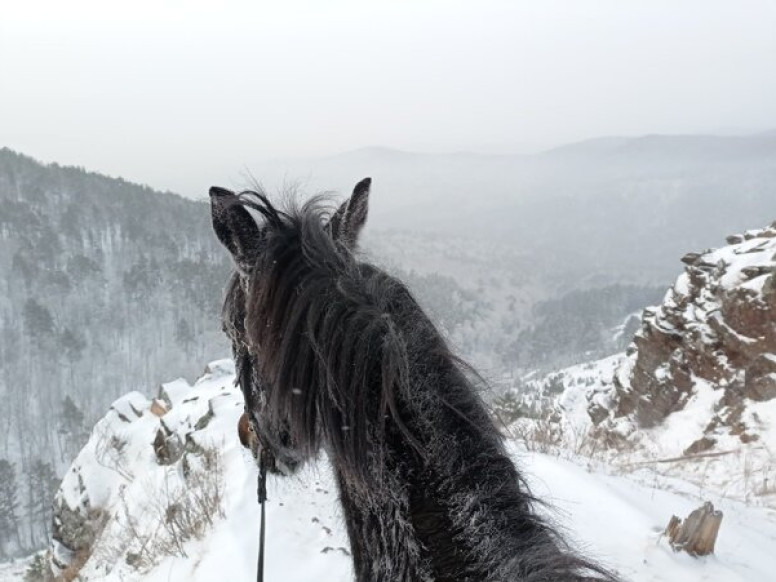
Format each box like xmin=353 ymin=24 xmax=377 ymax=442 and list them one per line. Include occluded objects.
xmin=328 ymin=177 xmax=371 ymax=248
xmin=210 ymin=186 xmax=261 ymax=273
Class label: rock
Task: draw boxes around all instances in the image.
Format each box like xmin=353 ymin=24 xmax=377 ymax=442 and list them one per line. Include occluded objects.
xmin=590 ymin=223 xmax=776 ymax=449
xmin=153 ymin=429 xmax=183 ymax=465
xmin=157 ymin=379 xmax=191 ymax=409
xmin=149 ymin=399 xmax=168 ymax=417
xmin=683 ymin=436 xmax=716 ymax=456
xmin=744 ymin=355 xmax=776 ymax=400
xmin=51 ymin=499 xmax=106 ymax=575
xmin=194 ymin=408 xmax=214 ymax=431
xmin=587 ymin=401 xmax=610 ymax=426
xmin=741 ymin=265 xmax=772 ymax=279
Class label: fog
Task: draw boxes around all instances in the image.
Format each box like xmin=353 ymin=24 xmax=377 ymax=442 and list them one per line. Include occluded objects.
xmin=2 ymin=0 xmax=775 ymax=199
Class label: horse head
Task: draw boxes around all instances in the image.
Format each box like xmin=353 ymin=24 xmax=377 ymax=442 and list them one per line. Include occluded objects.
xmin=210 ymin=179 xmax=372 ymax=474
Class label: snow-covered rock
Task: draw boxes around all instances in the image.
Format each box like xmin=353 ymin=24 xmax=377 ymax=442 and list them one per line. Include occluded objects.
xmin=518 ymin=225 xmax=776 ymax=506
xmin=49 ymin=358 xmax=354 ymax=581
xmin=43 ymin=359 xmax=776 ymax=582
xmin=593 ymin=224 xmax=776 ymax=450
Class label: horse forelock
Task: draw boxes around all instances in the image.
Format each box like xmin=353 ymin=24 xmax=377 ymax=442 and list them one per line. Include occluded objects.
xmin=223 ymin=195 xmax=420 ymax=485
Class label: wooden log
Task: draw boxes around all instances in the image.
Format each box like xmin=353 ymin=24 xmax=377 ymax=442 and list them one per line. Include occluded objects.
xmin=665 ymin=502 xmax=723 ymax=556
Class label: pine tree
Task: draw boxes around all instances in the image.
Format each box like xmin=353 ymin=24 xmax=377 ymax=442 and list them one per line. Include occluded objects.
xmin=175 ymin=317 xmax=195 ymax=354
xmin=0 ymin=459 xmax=21 ymax=555
xmin=22 ymin=299 xmax=55 ymax=341
xmin=59 ymin=396 xmax=89 ymax=462
xmin=24 ymin=459 xmax=59 ymax=546
xmin=59 ymin=327 xmax=86 ymax=364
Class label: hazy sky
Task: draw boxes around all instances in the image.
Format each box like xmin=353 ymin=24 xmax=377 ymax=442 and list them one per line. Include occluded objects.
xmin=2 ymin=0 xmax=775 ymax=197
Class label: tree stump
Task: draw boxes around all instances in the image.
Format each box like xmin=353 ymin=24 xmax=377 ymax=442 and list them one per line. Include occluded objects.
xmin=665 ymin=502 xmax=723 ymax=556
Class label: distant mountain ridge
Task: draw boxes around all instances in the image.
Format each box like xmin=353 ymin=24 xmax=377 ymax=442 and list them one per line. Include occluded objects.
xmin=538 ymin=132 xmax=776 ymax=160
xmin=252 ymin=131 xmax=776 ymax=284
xmin=335 ymin=130 xmax=776 ymax=161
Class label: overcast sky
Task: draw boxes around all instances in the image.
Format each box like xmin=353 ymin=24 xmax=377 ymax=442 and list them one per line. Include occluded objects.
xmin=1 ymin=0 xmax=775 ymax=198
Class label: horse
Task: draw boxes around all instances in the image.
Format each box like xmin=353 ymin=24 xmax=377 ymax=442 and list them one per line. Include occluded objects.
xmin=210 ymin=178 xmax=619 ymax=581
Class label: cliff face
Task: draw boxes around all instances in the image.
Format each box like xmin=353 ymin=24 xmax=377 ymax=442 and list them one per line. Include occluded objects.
xmin=590 ymin=223 xmax=776 ymax=453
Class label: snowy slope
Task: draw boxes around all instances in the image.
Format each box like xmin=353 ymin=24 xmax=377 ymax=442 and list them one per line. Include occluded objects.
xmin=522 ymin=352 xmax=776 ymax=507
xmin=595 ymin=223 xmax=776 ymax=445
xmin=41 ymin=362 xmax=776 ymax=582
xmin=515 ymin=225 xmax=776 ymax=507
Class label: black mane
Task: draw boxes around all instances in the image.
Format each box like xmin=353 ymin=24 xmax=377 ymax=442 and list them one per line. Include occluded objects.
xmin=237 ymin=194 xmax=421 ymax=484
xmin=213 ymin=183 xmax=620 ymax=581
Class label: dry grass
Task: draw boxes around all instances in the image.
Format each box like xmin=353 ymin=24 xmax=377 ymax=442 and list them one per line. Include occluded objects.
xmin=57 ymin=547 xmax=92 ymax=582
xmin=510 ymin=419 xmax=564 ymax=454
xmin=91 ymin=446 xmax=225 ymax=574
xmin=93 ymin=425 xmax=134 ymax=482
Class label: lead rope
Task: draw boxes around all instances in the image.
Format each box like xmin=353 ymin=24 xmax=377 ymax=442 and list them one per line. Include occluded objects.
xmin=257 ymin=450 xmax=268 ymax=582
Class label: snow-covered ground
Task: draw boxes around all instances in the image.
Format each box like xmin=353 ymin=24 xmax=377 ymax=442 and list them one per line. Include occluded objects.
xmin=8 ymin=361 xmax=776 ymax=582
xmin=0 ymin=560 xmax=29 ymax=582
xmin=69 ymin=448 xmax=776 ymax=582
xmin=520 ymin=351 xmax=776 ymax=510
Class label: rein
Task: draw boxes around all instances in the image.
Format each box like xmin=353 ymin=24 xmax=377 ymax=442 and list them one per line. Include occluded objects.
xmin=242 ymin=385 xmax=268 ymax=582
xmin=256 ymin=451 xmax=268 ymax=582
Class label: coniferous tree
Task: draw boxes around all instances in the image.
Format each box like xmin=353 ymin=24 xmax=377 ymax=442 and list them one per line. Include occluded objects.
xmin=22 ymin=299 xmax=55 ymax=345
xmin=0 ymin=459 xmax=22 ymax=556
xmin=24 ymin=459 xmax=58 ymax=546
xmin=175 ymin=317 xmax=195 ymax=354
xmin=59 ymin=396 xmax=89 ymax=462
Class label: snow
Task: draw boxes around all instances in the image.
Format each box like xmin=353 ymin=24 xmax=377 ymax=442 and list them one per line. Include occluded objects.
xmin=518 ymin=224 xmax=776 ymax=510
xmin=159 ymin=378 xmax=193 ymax=405
xmin=518 ymin=449 xmax=776 ymax=582
xmin=704 ymin=227 xmax=776 ymax=292
xmin=554 ymin=354 xmax=625 ymax=428
xmin=673 ymin=273 xmax=691 ymax=298
xmin=150 ymin=465 xmax=353 ymax=582
xmin=531 ymin=348 xmax=776 ymax=507
xmin=0 ymin=559 xmax=30 ymax=582
xmin=119 ymin=447 xmax=776 ymax=582
xmin=32 ymin=362 xmax=776 ymax=582
xmin=744 ymin=397 xmax=776 ymax=451
xmin=643 ymin=378 xmax=723 ymax=457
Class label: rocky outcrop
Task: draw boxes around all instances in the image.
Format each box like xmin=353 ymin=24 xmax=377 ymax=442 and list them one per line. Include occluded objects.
xmin=50 ymin=362 xmax=238 ymax=579
xmin=591 ymin=223 xmax=776 ymax=444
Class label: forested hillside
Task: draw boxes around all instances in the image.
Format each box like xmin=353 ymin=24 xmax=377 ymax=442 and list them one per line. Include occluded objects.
xmin=0 ymin=149 xmax=231 ymax=553
xmin=501 ymin=284 xmax=666 ymax=370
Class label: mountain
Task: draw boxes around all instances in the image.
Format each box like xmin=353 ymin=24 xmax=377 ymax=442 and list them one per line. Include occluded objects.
xmin=251 ymin=132 xmax=776 ymax=283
